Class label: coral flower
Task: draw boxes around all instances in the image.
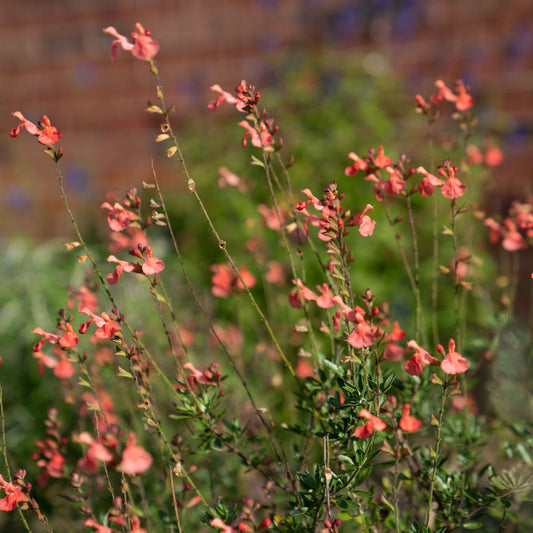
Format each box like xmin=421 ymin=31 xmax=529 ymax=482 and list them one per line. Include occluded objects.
xmin=439 ymin=339 xmax=469 ymax=375
xmin=119 ymin=433 xmax=153 ymax=475
xmin=403 ymin=340 xmax=438 ymax=376
xmin=354 ymin=409 xmax=388 ymax=439
xmin=10 ymin=112 xmax=61 ymax=145
xmin=103 ymin=23 xmax=159 ymax=61
xmin=399 ymin=404 xmax=423 ymax=433
xmin=0 ymin=474 xmax=28 ymax=511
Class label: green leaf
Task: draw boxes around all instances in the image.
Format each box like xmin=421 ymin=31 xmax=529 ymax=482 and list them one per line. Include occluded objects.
xmin=463 ymin=522 xmax=483 ymax=529
xmin=322 ymin=358 xmax=343 ymax=376
xmin=442 ymin=225 xmax=453 ymax=235
xmin=250 ymin=155 xmax=264 ymax=168
xmin=117 ymin=366 xmax=133 ymax=379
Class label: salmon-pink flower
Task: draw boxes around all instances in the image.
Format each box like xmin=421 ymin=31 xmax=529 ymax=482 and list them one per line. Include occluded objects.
xmin=119 ymin=433 xmax=153 ymax=475
xmin=210 ymin=517 xmax=238 ymax=533
xmin=84 ymin=518 xmax=114 ymax=533
xmin=315 ymin=284 xmax=336 ymax=309
xmin=439 ymin=339 xmax=469 ymax=374
xmin=382 ymin=342 xmax=404 ymax=362
xmin=33 ymin=344 xmax=75 ymax=379
xmin=142 ymin=248 xmax=165 ymax=275
xmin=33 ymin=438 xmax=66 ymax=484
xmin=10 ymin=112 xmax=61 ymax=145
xmin=399 ymin=404 xmax=423 ymax=433
xmin=416 ymin=166 xmax=444 ymax=197
xmin=59 ymin=323 xmax=78 ymax=348
xmin=236 ymin=265 xmax=256 ymax=290
xmin=345 ymin=151 xmax=369 ymax=175
xmin=374 ymin=145 xmax=394 ymax=168
xmin=183 ymin=362 xmax=221 ymax=389
xmin=347 ymin=203 xmax=376 ymax=236
xmin=129 ymin=516 xmax=147 ymax=533
xmin=403 ymin=340 xmax=438 ymax=376
xmin=439 ymin=166 xmax=466 ymax=199
xmin=354 ymin=408 xmax=388 ymax=439
xmin=265 ymin=261 xmax=285 ymax=285
xmin=293 ymin=279 xmax=318 ymax=302
xmin=103 ymin=23 xmax=159 ymax=61
xmin=435 ymin=79 xmax=474 ymax=111
xmin=484 ymin=145 xmax=504 ymax=167
xmin=211 ymin=263 xmax=255 ymax=297
xmin=257 ymin=203 xmax=286 ymax=231
xmin=501 ymin=219 xmax=527 ymax=251
xmin=208 ymin=82 xmax=247 ymax=112
xmin=347 ymin=321 xmax=375 ymax=349
xmin=106 ymin=255 xmax=137 ymax=285
xmin=32 ymin=327 xmax=60 ymax=346
xmin=80 ymin=308 xmax=120 ymax=339
xmin=101 ymin=202 xmax=138 ymax=232
xmin=238 ymin=120 xmax=273 ymax=148
xmin=0 ymin=474 xmax=28 ymax=511
xmin=76 ymin=432 xmax=114 ymax=475
xmin=68 ymin=285 xmax=98 ymax=312
xmin=53 ymin=352 xmax=76 ymax=379
xmin=295 ymin=357 xmax=314 ymax=378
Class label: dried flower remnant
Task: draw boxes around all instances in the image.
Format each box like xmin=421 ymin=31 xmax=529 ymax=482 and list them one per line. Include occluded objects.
xmin=103 ymin=23 xmax=159 ymax=61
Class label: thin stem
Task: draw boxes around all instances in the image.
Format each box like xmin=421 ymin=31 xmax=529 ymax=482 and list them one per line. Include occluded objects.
xmin=0 ymin=386 xmax=34 ymax=532
xmin=405 ymin=195 xmax=423 ymax=343
xmin=425 ymin=380 xmax=449 ymax=527
xmin=150 ymin=71 xmax=295 ymax=378
xmin=450 ymin=199 xmax=461 ymax=352
xmin=151 ymin=168 xmax=297 ymax=495
xmin=55 ymin=161 xmax=184 ymax=403
xmin=391 ymin=423 xmax=402 ymax=533
xmin=54 ymin=158 xmax=209 ymax=509
xmin=169 ymin=466 xmax=183 ymax=533
xmin=431 ymin=193 xmax=440 ymax=347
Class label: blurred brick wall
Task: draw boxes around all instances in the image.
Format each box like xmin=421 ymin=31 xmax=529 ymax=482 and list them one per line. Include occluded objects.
xmin=1 ymin=0 xmax=532 ymax=239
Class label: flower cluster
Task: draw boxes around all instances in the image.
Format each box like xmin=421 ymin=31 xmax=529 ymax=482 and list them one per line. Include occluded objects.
xmin=296 ymin=183 xmax=376 ymax=241
xmin=210 ymin=262 xmax=256 ymax=297
xmin=415 ymin=78 xmax=474 ymax=121
xmin=483 ymin=199 xmax=533 ymax=252
xmin=345 ymin=146 xmax=467 ymax=202
xmin=208 ymin=80 xmax=280 ymax=151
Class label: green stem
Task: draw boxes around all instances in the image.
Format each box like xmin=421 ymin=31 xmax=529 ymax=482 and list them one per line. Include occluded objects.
xmin=150 ymin=71 xmax=295 ymax=378
xmin=0 ymin=386 xmax=35 ymax=532
xmin=151 ymin=169 xmax=297 ymax=495
xmin=405 ymin=195 xmax=423 ymax=343
xmin=425 ymin=380 xmax=449 ymax=527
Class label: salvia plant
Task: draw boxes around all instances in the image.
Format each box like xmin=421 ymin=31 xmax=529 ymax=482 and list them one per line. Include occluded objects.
xmin=3 ymin=21 xmax=533 ymax=533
